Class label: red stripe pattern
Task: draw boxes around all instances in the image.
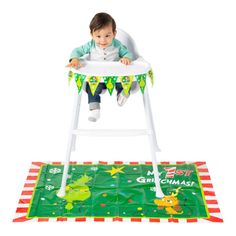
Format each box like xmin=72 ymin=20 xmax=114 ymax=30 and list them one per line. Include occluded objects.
xmin=13 ymin=162 xmax=42 ymax=222
xmin=195 ymin=161 xmax=223 ymax=223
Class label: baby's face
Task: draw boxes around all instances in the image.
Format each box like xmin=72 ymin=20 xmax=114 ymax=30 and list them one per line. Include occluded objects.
xmin=91 ymin=24 xmax=116 ymax=48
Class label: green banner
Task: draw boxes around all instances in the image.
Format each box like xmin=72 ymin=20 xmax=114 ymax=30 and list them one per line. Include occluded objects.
xmin=103 ymin=76 xmax=118 ymax=95
xmin=119 ymin=76 xmax=134 ymax=96
xmin=68 ymin=68 xmax=155 ymax=94
xmin=74 ymin=74 xmax=86 ymax=93
xmin=68 ymin=70 xmax=74 ymax=85
xmin=135 ymin=74 xmax=147 ymax=94
xmin=87 ymin=76 xmax=101 ymax=96
xmin=147 ymin=69 xmax=154 ymax=86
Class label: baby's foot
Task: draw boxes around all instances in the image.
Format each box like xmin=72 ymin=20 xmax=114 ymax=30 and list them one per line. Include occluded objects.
xmin=88 ymin=109 xmax=100 ymax=122
xmin=117 ymin=91 xmax=130 ymax=106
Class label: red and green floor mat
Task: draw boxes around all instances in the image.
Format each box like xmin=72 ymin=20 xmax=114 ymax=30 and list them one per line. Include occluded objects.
xmin=14 ymin=161 xmax=223 ymax=223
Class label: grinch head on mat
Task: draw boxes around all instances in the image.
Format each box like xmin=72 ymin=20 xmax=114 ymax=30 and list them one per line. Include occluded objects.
xmin=154 ymin=187 xmax=183 ymax=215
xmin=59 ymin=174 xmax=92 ymax=210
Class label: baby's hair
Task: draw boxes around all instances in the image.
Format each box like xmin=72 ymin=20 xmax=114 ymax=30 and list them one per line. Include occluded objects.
xmin=89 ymin=12 xmax=116 ymax=33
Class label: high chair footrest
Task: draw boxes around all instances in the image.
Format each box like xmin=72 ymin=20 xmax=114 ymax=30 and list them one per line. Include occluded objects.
xmin=72 ymin=129 xmax=152 ymax=137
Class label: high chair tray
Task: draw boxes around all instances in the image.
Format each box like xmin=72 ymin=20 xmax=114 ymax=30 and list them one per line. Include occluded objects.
xmin=71 ymin=58 xmax=151 ymax=76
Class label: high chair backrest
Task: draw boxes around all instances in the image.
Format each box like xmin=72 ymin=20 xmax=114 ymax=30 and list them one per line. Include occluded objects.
xmin=116 ymin=29 xmax=140 ymax=60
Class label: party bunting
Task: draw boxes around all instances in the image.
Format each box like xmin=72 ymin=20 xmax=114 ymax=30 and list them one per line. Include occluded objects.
xmin=119 ymin=75 xmax=134 ymax=96
xmin=70 ymin=68 xmax=155 ymax=95
xmin=103 ymin=76 xmax=118 ymax=95
xmin=74 ymin=74 xmax=86 ymax=93
xmin=147 ymin=69 xmax=154 ymax=86
xmin=135 ymin=74 xmax=147 ymax=94
xmin=87 ymin=76 xmax=101 ymax=96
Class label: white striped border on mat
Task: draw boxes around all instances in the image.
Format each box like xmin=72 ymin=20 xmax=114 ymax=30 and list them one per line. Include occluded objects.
xmin=13 ymin=161 xmax=223 ymax=223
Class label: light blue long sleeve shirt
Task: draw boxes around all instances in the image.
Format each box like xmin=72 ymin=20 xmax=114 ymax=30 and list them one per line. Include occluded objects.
xmin=70 ymin=38 xmax=133 ymax=62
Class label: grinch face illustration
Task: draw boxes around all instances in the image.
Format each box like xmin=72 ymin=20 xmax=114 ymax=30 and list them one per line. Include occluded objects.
xmin=60 ymin=175 xmax=92 ymax=210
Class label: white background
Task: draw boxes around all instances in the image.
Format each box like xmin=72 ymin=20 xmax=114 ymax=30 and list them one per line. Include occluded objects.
xmin=0 ymin=0 xmax=235 ymax=234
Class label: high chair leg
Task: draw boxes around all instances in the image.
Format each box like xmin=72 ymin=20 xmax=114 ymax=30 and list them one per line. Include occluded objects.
xmin=143 ymin=88 xmax=160 ymax=152
xmin=71 ymin=93 xmax=82 ymax=151
xmin=57 ymin=92 xmax=82 ymax=197
xmin=143 ymin=87 xmax=164 ymax=198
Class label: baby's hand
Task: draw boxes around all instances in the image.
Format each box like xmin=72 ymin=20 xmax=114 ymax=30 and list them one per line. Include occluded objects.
xmin=120 ymin=57 xmax=131 ymax=65
xmin=66 ymin=58 xmax=82 ymax=69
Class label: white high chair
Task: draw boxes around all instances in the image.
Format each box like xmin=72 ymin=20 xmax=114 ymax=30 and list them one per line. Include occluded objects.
xmin=57 ymin=29 xmax=164 ymax=198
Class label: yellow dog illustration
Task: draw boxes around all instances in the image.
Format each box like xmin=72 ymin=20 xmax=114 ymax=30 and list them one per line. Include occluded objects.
xmin=154 ymin=187 xmax=183 ymax=215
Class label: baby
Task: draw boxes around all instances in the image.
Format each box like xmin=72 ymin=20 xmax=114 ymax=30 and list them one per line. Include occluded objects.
xmin=66 ymin=12 xmax=133 ymax=122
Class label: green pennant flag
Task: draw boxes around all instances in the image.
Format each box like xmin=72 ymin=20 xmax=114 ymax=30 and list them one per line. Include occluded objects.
xmin=88 ymin=76 xmax=101 ymax=96
xmin=119 ymin=76 xmax=134 ymax=96
xmin=74 ymin=73 xmax=86 ymax=93
xmin=103 ymin=76 xmax=118 ymax=95
xmin=68 ymin=70 xmax=74 ymax=85
xmin=135 ymin=74 xmax=147 ymax=94
xmin=147 ymin=68 xmax=154 ymax=86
